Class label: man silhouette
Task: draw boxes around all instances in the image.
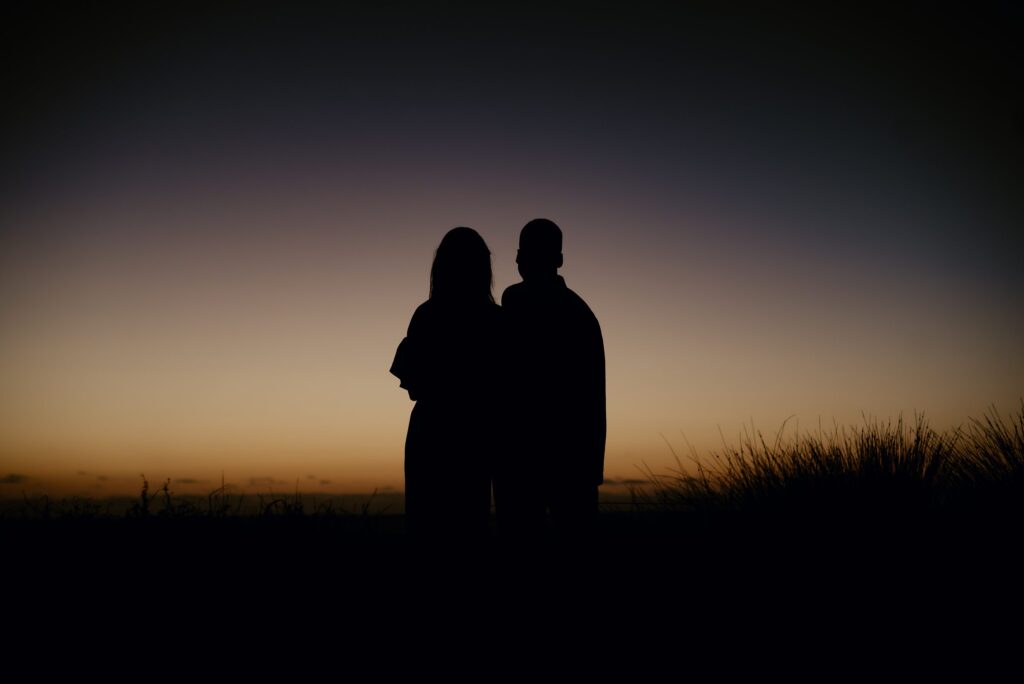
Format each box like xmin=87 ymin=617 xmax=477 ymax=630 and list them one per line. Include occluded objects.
xmin=497 ymin=218 xmax=606 ymax=535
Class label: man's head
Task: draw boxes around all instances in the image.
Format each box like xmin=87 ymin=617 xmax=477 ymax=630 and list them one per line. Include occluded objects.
xmin=516 ymin=218 xmax=563 ymax=281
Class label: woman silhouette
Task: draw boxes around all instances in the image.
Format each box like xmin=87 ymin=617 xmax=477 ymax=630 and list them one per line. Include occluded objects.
xmin=390 ymin=228 xmax=503 ymax=538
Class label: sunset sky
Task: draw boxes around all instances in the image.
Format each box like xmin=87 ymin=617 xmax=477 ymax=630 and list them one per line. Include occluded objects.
xmin=2 ymin=2 xmax=1021 ymax=497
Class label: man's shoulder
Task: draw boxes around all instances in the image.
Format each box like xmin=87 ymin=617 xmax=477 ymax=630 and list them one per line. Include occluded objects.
xmin=562 ymin=285 xmax=600 ymax=324
xmin=562 ymin=284 xmax=592 ymax=309
xmin=503 ymin=280 xmax=600 ymax=322
xmin=500 ymin=282 xmax=527 ymax=307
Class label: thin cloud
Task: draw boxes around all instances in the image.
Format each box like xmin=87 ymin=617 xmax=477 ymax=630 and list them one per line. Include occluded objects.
xmin=0 ymin=473 xmax=28 ymax=485
xmin=319 ymin=479 xmax=332 ymax=485
xmin=175 ymin=478 xmax=207 ymax=485
xmin=248 ymin=477 xmax=287 ymax=488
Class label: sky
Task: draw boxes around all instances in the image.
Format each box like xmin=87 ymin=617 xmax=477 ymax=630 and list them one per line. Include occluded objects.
xmin=2 ymin=2 xmax=1022 ymax=497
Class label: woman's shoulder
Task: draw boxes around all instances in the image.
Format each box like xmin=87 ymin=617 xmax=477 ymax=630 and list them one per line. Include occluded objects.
xmin=412 ymin=300 xmax=434 ymax=317
xmin=409 ymin=298 xmax=504 ymax=331
xmin=407 ymin=300 xmax=435 ymax=334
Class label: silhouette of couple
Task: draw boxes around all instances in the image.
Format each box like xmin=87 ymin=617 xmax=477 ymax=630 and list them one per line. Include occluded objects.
xmin=390 ymin=219 xmax=606 ymax=539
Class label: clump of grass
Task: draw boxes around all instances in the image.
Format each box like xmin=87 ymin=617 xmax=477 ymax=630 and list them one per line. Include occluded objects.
xmin=259 ymin=494 xmax=306 ymax=517
xmin=257 ymin=479 xmax=307 ymax=517
xmin=126 ymin=474 xmax=151 ymax=518
xmin=641 ymin=414 xmax=956 ymax=529
xmin=120 ymin=474 xmax=242 ymax=519
xmin=17 ymin=493 xmax=54 ymax=520
xmin=945 ymin=403 xmax=1024 ymax=515
xmin=961 ymin=404 xmax=1023 ymax=482
xmin=205 ymin=473 xmax=242 ymax=517
xmin=57 ymin=497 xmax=106 ymax=519
xmin=6 ymin=493 xmax=113 ymax=520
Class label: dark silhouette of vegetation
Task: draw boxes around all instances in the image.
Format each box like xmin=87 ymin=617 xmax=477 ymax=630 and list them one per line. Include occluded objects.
xmin=3 ymin=405 xmax=1019 ymax=628
xmin=631 ymin=405 xmax=1022 ymax=524
xmin=2 ymin=406 xmax=1020 ymax=550
xmin=947 ymin=405 xmax=1024 ymax=510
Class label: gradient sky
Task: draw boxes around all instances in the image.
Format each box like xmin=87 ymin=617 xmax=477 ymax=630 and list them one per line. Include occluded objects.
xmin=2 ymin=2 xmax=1022 ymax=497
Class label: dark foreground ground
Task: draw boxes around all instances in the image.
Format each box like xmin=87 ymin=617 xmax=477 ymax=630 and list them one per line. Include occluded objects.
xmin=3 ymin=509 xmax=1018 ymax=673
xmin=5 ymin=508 xmax=1016 ymax=593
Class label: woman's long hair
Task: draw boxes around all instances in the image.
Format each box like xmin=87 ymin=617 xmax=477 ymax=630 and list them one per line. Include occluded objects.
xmin=429 ymin=227 xmax=494 ymax=303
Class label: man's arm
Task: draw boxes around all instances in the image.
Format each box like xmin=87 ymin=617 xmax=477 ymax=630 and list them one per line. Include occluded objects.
xmin=591 ymin=316 xmax=607 ymax=486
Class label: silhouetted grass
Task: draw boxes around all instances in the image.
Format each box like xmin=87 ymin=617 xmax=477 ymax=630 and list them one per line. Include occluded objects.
xmin=640 ymin=415 xmax=950 ymax=518
xmin=4 ymin=411 xmax=1018 ymax=636
xmin=626 ymin=404 xmax=1023 ymax=545
xmin=942 ymin=403 xmax=1024 ymax=505
xmin=3 ymin=406 xmax=1021 ymax=549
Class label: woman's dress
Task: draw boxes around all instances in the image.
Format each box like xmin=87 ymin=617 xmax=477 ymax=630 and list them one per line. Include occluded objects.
xmin=390 ymin=298 xmax=504 ymax=537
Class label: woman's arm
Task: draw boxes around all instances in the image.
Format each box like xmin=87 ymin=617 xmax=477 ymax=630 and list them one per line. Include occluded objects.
xmin=389 ymin=336 xmax=419 ymax=400
xmin=389 ymin=302 xmax=431 ymax=400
